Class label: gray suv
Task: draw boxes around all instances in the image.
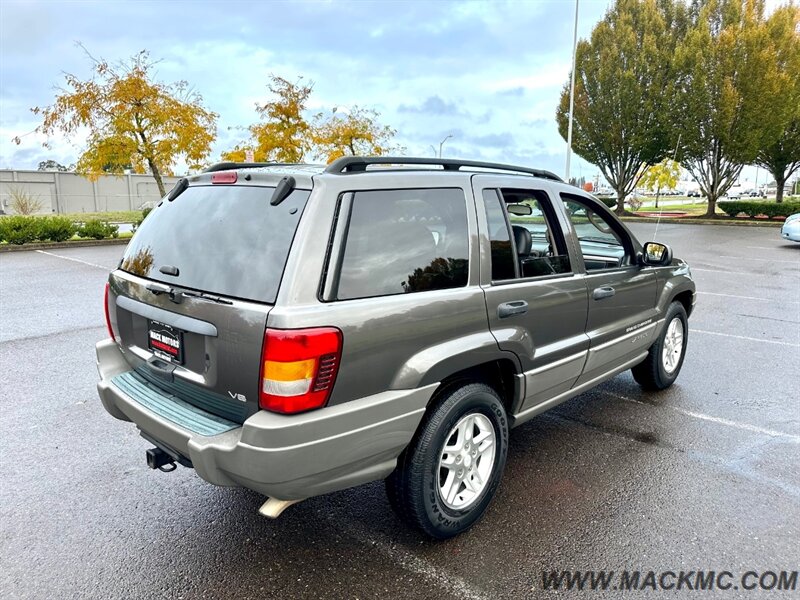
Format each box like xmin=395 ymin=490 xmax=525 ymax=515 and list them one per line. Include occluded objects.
xmin=96 ymin=157 xmax=695 ymax=538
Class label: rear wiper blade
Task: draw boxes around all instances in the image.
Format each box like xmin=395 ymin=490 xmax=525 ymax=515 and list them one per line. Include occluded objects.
xmin=181 ymin=290 xmax=233 ymax=305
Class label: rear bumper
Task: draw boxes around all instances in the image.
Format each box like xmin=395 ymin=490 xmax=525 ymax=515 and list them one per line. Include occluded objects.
xmin=96 ymin=339 xmax=434 ymax=500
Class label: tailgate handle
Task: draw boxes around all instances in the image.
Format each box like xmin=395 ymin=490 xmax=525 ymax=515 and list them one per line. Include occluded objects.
xmin=498 ymin=300 xmax=528 ymax=319
xmin=146 ymin=356 xmax=176 ymax=382
xmin=593 ymin=286 xmax=616 ymax=300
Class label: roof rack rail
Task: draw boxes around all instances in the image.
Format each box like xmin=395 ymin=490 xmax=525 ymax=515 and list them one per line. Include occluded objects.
xmin=203 ymin=161 xmax=278 ymax=173
xmin=324 ymin=156 xmax=563 ymax=182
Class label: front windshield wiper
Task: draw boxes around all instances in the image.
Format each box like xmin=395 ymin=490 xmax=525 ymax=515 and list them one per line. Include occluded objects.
xmin=580 ymin=236 xmax=618 ymax=245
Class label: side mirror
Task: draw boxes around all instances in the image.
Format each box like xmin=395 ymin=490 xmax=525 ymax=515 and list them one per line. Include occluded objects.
xmin=640 ymin=241 xmax=673 ymax=266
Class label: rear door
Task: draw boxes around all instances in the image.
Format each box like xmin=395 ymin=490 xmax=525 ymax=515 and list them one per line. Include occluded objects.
xmin=474 ymin=176 xmax=590 ymax=414
xmin=558 ymin=192 xmax=658 ymax=384
xmin=108 ymin=182 xmax=310 ymax=422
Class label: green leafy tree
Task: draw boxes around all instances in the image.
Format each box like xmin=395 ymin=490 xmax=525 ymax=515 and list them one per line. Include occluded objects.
xmin=37 ymin=160 xmax=73 ymax=172
xmin=556 ymin=0 xmax=682 ymax=215
xmin=640 ymin=159 xmax=681 ymax=208
xmin=753 ymin=4 xmax=800 ymax=204
xmin=673 ymin=0 xmax=793 ymax=217
xmin=23 ymin=48 xmax=218 ymax=197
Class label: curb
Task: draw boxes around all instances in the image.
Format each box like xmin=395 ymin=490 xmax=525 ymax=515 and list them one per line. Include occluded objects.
xmin=621 ymin=216 xmax=783 ymax=228
xmin=0 ymin=238 xmax=130 ymax=253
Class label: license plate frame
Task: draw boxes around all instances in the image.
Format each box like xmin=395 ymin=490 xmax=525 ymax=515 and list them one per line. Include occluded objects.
xmin=147 ymin=320 xmax=184 ymax=365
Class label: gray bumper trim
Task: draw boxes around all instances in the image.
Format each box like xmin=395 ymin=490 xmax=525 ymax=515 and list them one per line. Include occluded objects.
xmin=96 ymin=339 xmax=435 ymax=500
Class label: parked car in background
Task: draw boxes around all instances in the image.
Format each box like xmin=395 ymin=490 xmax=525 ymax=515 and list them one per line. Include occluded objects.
xmin=781 ymin=213 xmax=800 ymax=242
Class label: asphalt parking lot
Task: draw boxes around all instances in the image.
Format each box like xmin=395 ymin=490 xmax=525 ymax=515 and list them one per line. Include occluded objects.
xmin=1 ymin=222 xmax=798 ymax=599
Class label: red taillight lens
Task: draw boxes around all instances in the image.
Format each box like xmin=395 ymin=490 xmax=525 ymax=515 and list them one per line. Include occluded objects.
xmin=259 ymin=327 xmax=343 ymax=414
xmin=103 ymin=282 xmax=116 ymax=340
xmin=211 ymin=171 xmax=237 ymax=184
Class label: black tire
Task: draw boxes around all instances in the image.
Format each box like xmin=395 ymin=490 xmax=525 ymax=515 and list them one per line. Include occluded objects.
xmin=632 ymin=301 xmax=688 ymax=390
xmin=385 ymin=382 xmax=509 ymax=539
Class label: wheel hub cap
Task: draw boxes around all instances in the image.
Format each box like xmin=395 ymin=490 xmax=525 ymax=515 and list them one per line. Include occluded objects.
xmin=661 ymin=316 xmax=684 ymax=375
xmin=437 ymin=413 xmax=496 ymax=510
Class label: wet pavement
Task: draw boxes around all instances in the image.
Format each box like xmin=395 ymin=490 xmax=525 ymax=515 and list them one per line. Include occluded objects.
xmin=1 ymin=222 xmax=798 ymax=599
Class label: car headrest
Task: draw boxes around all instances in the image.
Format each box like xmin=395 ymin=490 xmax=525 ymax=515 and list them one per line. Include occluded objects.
xmin=512 ymin=225 xmax=532 ymax=257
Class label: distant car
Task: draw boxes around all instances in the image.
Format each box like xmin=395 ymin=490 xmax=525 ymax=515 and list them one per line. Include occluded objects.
xmin=687 ymin=190 xmax=702 ymax=198
xmin=781 ymin=213 xmax=800 ymax=242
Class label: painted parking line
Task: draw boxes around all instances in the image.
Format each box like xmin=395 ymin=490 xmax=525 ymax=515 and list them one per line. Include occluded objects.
xmin=331 ymin=520 xmax=491 ymax=600
xmin=35 ymin=249 xmax=109 ymax=270
xmin=717 ymin=255 xmax=799 ymax=265
xmin=607 ymin=392 xmax=800 ymax=444
xmin=692 ymin=328 xmax=800 ymax=348
xmin=696 ymin=291 xmax=800 ymax=304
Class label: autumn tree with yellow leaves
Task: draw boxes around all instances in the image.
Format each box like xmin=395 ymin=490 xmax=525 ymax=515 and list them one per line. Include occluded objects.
xmin=222 ymin=76 xmax=313 ymax=163
xmin=312 ymin=106 xmax=398 ymax=163
xmin=23 ymin=48 xmax=218 ymax=197
xmin=224 ymin=74 xmax=399 ymax=164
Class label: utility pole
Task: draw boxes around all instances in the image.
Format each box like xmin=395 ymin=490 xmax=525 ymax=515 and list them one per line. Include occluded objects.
xmin=565 ymin=0 xmax=580 ymax=183
xmin=438 ymin=134 xmax=453 ymax=158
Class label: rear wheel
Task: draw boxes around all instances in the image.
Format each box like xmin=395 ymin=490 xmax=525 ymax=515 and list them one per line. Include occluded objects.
xmin=632 ymin=301 xmax=688 ymax=390
xmin=386 ymin=382 xmax=508 ymax=539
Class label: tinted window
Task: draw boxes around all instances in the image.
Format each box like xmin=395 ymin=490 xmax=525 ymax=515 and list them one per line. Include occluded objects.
xmin=561 ymin=195 xmax=628 ymax=271
xmin=121 ymin=185 xmax=309 ymax=303
xmin=501 ymin=189 xmax=571 ymax=278
xmin=482 ymin=189 xmax=516 ymax=280
xmin=336 ymin=188 xmax=469 ymax=300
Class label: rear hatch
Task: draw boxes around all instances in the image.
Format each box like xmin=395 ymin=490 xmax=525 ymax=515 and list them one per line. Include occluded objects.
xmin=108 ymin=181 xmax=310 ymax=424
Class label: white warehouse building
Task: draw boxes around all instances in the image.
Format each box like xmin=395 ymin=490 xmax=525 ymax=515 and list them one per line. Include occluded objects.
xmin=0 ymin=170 xmax=182 ymax=215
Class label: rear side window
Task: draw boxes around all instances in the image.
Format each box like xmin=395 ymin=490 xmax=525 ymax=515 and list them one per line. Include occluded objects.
xmin=121 ymin=185 xmax=309 ymax=303
xmin=335 ymin=188 xmax=469 ymax=300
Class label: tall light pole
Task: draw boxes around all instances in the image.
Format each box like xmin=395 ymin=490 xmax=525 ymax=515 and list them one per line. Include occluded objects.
xmin=565 ymin=0 xmax=580 ymax=183
xmin=439 ymin=134 xmax=453 ymax=158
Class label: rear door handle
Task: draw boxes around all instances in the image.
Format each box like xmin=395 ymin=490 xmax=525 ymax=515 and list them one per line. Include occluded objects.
xmin=498 ymin=300 xmax=528 ymax=319
xmin=593 ymin=286 xmax=616 ymax=300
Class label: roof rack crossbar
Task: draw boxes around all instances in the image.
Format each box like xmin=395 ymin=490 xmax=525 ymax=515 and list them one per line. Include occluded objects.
xmin=324 ymin=156 xmax=563 ymax=182
xmin=203 ymin=161 xmax=278 ymax=173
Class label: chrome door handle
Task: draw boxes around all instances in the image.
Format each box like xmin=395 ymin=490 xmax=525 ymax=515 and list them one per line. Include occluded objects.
xmin=592 ymin=286 xmax=616 ymax=300
xmin=498 ymin=300 xmax=528 ymax=319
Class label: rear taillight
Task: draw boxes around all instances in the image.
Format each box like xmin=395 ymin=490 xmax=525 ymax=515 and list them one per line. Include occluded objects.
xmin=103 ymin=282 xmax=116 ymax=340
xmin=259 ymin=327 xmax=342 ymax=414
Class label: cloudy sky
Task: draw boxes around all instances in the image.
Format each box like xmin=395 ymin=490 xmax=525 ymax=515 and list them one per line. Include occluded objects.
xmin=0 ymin=0 xmax=780 ymax=184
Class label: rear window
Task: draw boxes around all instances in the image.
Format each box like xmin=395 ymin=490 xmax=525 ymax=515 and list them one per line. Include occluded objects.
xmin=121 ymin=185 xmax=309 ymax=303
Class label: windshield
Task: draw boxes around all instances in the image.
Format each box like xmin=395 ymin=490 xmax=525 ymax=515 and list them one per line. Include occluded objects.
xmin=120 ymin=184 xmax=310 ymax=303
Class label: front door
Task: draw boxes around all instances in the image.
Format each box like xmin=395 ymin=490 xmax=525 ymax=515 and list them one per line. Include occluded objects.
xmin=559 ymin=193 xmax=658 ymax=384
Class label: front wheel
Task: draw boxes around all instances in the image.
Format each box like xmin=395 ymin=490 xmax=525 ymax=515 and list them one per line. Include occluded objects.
xmin=386 ymin=382 xmax=509 ymax=539
xmin=632 ymin=301 xmax=688 ymax=390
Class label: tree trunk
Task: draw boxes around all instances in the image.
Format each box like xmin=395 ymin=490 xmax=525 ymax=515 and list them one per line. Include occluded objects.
xmin=775 ymin=174 xmax=785 ymax=204
xmin=655 ymin=185 xmax=661 ymax=209
xmin=704 ymin=195 xmax=717 ymax=218
xmin=148 ymin=159 xmax=166 ymax=197
xmin=614 ymin=189 xmax=626 ymax=216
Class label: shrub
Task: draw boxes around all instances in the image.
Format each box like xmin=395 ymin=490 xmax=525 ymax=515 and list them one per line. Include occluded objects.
xmin=78 ymin=219 xmax=119 ymax=240
xmin=40 ymin=216 xmax=77 ymax=242
xmin=597 ymin=196 xmax=617 ymax=209
xmin=718 ymin=200 xmax=800 ymax=218
xmin=6 ymin=186 xmax=45 ymax=215
xmin=0 ymin=215 xmax=43 ymax=244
